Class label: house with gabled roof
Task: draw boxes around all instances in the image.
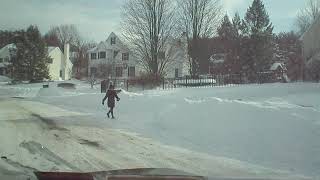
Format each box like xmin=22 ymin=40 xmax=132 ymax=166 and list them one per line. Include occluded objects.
xmin=87 ymin=32 xmax=138 ymax=79
xmin=0 ymin=43 xmax=72 ymax=81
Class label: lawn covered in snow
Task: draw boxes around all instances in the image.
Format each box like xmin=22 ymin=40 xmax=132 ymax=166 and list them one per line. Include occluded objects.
xmin=0 ymin=80 xmax=319 ymax=178
xmin=26 ymin=81 xmax=320 ymax=177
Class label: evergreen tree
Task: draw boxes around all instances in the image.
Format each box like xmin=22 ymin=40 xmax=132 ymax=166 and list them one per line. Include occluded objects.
xmin=232 ymin=13 xmax=242 ymax=38
xmin=218 ymin=15 xmax=236 ymax=40
xmin=217 ymin=14 xmax=242 ymax=74
xmin=242 ymin=0 xmax=274 ymax=82
xmin=13 ymin=26 xmax=50 ymax=81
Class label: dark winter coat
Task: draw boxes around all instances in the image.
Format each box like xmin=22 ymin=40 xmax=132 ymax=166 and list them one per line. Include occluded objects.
xmin=102 ymin=89 xmax=119 ymax=108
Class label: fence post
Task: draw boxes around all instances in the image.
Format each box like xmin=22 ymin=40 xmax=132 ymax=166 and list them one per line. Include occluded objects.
xmin=162 ymin=78 xmax=165 ymax=90
xmin=185 ymin=76 xmax=188 ymax=88
xmin=212 ymin=75 xmax=214 ymax=87
xmin=126 ymin=79 xmax=129 ymax=91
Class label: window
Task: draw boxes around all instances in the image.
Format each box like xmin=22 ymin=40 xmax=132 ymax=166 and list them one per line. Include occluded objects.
xmin=111 ymin=37 xmax=116 ymax=45
xmin=48 ymin=58 xmax=53 ymax=64
xmin=91 ymin=53 xmax=97 ymax=60
xmin=122 ymin=53 xmax=129 ymax=61
xmin=4 ymin=57 xmax=9 ymax=62
xmin=59 ymin=70 xmax=63 ymax=78
xmin=175 ymin=68 xmax=179 ymax=78
xmin=128 ymin=66 xmax=135 ymax=77
xmin=116 ymin=67 xmax=123 ymax=77
xmin=0 ymin=58 xmax=3 ymax=63
xmin=99 ymin=51 xmax=106 ymax=59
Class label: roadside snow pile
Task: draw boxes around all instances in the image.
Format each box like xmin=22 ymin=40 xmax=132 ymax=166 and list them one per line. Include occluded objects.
xmin=184 ymin=96 xmax=320 ymax=111
xmin=120 ymin=89 xmax=143 ymax=97
xmin=0 ymin=75 xmax=10 ymax=82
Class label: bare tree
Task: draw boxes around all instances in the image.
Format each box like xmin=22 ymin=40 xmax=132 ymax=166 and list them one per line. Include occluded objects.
xmin=73 ymin=40 xmax=96 ymax=79
xmin=177 ymin=0 xmax=222 ymax=77
xmin=121 ymin=0 xmax=177 ymax=77
xmin=45 ymin=24 xmax=93 ymax=79
xmin=45 ymin=24 xmax=81 ymax=52
xmin=89 ymin=74 xmax=97 ymax=89
xmin=295 ymin=0 xmax=320 ymax=35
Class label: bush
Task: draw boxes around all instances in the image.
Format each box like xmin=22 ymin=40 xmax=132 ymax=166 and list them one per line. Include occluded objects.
xmin=128 ymin=73 xmax=163 ymax=88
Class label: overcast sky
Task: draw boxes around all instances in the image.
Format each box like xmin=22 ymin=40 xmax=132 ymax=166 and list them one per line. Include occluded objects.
xmin=0 ymin=0 xmax=306 ymax=42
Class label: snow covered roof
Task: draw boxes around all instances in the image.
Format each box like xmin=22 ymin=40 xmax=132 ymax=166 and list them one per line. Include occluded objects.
xmin=270 ymin=62 xmax=286 ymax=71
xmin=88 ymin=32 xmax=128 ymax=53
xmin=48 ymin=47 xmax=57 ymax=54
xmin=0 ymin=43 xmax=16 ymax=55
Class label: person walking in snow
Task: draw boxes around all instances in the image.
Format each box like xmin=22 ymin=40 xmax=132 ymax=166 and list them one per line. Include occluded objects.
xmin=102 ymin=84 xmax=120 ymax=119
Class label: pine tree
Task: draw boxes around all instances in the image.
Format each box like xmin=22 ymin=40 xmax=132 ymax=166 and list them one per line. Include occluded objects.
xmin=218 ymin=15 xmax=236 ymax=40
xmin=217 ymin=14 xmax=242 ymax=75
xmin=242 ymin=0 xmax=274 ymax=82
xmin=232 ymin=13 xmax=242 ymax=38
xmin=13 ymin=26 xmax=50 ymax=81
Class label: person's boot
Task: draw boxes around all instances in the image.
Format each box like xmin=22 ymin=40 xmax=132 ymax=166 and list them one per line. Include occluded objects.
xmin=111 ymin=112 xmax=115 ymax=119
xmin=107 ymin=112 xmax=110 ymax=118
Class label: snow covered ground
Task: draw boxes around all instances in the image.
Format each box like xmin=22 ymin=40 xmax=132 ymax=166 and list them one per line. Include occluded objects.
xmin=0 ymin=80 xmax=318 ymax=179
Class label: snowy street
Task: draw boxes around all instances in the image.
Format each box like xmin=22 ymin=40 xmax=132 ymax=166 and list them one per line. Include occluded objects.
xmin=0 ymin=81 xmax=319 ymax=179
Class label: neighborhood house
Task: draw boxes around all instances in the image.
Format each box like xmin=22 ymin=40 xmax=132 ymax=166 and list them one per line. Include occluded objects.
xmin=48 ymin=44 xmax=73 ymax=80
xmin=164 ymin=32 xmax=190 ymax=78
xmin=87 ymin=32 xmax=138 ymax=79
xmin=88 ymin=32 xmax=190 ymax=80
xmin=0 ymin=44 xmax=15 ymax=76
xmin=0 ymin=43 xmax=73 ymax=81
xmin=302 ymin=15 xmax=320 ymax=80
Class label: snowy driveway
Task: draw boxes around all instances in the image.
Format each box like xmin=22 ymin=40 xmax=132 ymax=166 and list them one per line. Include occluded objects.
xmin=32 ymin=83 xmax=320 ymax=178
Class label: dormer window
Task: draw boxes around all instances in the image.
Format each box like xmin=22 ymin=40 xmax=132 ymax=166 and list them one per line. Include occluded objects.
xmin=111 ymin=37 xmax=116 ymax=45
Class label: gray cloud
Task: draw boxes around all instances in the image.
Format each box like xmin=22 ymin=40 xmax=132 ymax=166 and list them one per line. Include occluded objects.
xmin=0 ymin=0 xmax=124 ymax=41
xmin=0 ymin=0 xmax=306 ymax=42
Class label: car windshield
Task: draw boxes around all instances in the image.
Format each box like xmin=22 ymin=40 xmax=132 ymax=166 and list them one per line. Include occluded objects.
xmin=0 ymin=0 xmax=319 ymax=179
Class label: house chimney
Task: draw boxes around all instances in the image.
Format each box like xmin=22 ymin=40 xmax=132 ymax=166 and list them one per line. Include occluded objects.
xmin=64 ymin=44 xmax=70 ymax=63
xmin=63 ymin=44 xmax=70 ymax=80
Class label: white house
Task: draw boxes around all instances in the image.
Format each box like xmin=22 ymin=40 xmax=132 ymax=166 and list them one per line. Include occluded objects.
xmin=164 ymin=33 xmax=190 ymax=78
xmin=0 ymin=44 xmax=15 ymax=76
xmin=88 ymin=32 xmax=190 ymax=80
xmin=0 ymin=43 xmax=72 ymax=80
xmin=48 ymin=44 xmax=73 ymax=80
xmin=301 ymin=15 xmax=320 ymax=80
xmin=87 ymin=32 xmax=138 ymax=79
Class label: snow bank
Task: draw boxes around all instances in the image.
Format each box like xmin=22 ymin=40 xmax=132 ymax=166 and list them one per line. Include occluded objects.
xmin=120 ymin=89 xmax=143 ymax=97
xmin=0 ymin=75 xmax=10 ymax=83
xmin=184 ymin=96 xmax=320 ymax=112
